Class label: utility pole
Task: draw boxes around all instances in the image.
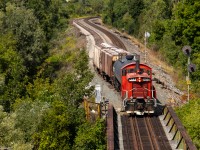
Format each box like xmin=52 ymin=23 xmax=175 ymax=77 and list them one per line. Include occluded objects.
xmin=144 ymin=34 xmax=147 ymax=63
xmin=144 ymin=31 xmax=150 ymax=63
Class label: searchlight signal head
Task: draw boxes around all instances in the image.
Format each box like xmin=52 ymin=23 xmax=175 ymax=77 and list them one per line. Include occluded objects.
xmin=188 ymin=64 xmax=196 ymax=73
xmin=182 ymin=45 xmax=192 ymax=56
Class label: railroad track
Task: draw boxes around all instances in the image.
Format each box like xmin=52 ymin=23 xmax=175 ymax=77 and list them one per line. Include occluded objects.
xmin=76 ymin=17 xmax=127 ymax=50
xmin=74 ymin=19 xmax=103 ymax=45
xmin=122 ymin=115 xmax=171 ymax=150
xmin=83 ymin=18 xmax=127 ymax=50
xmin=75 ymin=17 xmax=172 ymax=150
xmin=74 ymin=17 xmax=197 ymax=150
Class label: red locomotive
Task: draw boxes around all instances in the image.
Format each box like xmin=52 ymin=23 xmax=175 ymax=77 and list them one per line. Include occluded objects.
xmin=93 ymin=43 xmax=156 ymax=115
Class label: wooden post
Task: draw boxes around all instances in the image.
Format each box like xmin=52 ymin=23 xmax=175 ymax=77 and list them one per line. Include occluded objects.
xmin=97 ymin=103 xmax=101 ymax=118
xmin=84 ymin=99 xmax=89 ymax=120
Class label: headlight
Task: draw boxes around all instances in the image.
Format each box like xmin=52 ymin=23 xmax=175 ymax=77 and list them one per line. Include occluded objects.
xmin=143 ymin=78 xmax=150 ymax=81
xmin=128 ymin=78 xmax=136 ymax=82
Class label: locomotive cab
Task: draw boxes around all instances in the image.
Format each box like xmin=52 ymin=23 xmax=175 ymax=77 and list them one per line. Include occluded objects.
xmin=125 ymin=69 xmax=155 ymax=115
xmin=113 ymin=54 xmax=156 ymax=115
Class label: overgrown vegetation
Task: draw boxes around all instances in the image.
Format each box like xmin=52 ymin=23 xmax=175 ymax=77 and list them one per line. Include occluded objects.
xmin=175 ymin=99 xmax=200 ymax=148
xmin=0 ymin=0 xmax=105 ymax=149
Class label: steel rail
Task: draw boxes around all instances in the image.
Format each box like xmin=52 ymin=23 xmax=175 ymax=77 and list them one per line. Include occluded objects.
xmin=83 ymin=17 xmax=127 ymax=50
xmin=133 ymin=116 xmax=144 ymax=150
xmin=144 ymin=117 xmax=160 ymax=149
xmin=74 ymin=19 xmax=103 ymax=46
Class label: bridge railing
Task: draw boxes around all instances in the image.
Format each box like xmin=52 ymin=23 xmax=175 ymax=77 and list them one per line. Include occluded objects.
xmin=161 ymin=106 xmax=197 ymax=150
xmin=107 ymin=104 xmax=119 ymax=150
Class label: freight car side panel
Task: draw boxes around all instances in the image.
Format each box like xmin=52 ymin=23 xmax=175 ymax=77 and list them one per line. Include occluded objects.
xmin=105 ymin=53 xmax=113 ymax=77
xmin=93 ymin=46 xmax=101 ymax=70
xmin=100 ymin=49 xmax=113 ymax=76
xmin=101 ymin=50 xmax=106 ymax=73
xmin=102 ymin=48 xmax=123 ymax=78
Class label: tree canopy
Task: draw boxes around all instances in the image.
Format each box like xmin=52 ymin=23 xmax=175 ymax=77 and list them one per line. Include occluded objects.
xmin=0 ymin=0 xmax=105 ymax=149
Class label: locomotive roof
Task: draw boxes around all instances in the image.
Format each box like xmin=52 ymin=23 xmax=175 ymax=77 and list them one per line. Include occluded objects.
xmin=114 ymin=58 xmax=134 ymax=69
xmin=120 ymin=58 xmax=136 ymax=66
xmin=114 ymin=57 xmax=152 ymax=69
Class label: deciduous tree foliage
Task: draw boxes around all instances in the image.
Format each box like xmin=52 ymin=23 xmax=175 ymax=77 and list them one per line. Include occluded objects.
xmin=0 ymin=105 xmax=33 ymax=149
xmin=171 ymin=0 xmax=200 ymax=81
xmin=74 ymin=119 xmax=106 ymax=150
xmin=0 ymin=0 xmax=106 ymax=149
xmin=25 ymin=0 xmax=69 ymax=40
xmin=175 ymin=98 xmax=200 ymax=149
xmin=33 ymin=100 xmax=84 ymax=150
xmin=0 ymin=33 xmax=27 ymax=112
xmin=0 ymin=0 xmax=69 ymax=110
xmin=4 ymin=3 xmax=46 ymax=74
xmin=103 ymin=0 xmax=143 ymax=35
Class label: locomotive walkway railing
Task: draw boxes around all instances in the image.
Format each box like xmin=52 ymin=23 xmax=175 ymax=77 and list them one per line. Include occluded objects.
xmin=161 ymin=106 xmax=197 ymax=150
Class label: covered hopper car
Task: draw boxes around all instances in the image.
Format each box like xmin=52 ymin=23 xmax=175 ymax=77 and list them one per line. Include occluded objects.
xmin=93 ymin=43 xmax=156 ymax=115
xmin=93 ymin=43 xmax=129 ymax=81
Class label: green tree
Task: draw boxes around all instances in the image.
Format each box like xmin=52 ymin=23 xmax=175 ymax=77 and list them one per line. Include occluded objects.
xmin=0 ymin=105 xmax=33 ymax=149
xmin=88 ymin=0 xmax=104 ymax=14
xmin=103 ymin=0 xmax=144 ymax=35
xmin=0 ymin=33 xmax=27 ymax=111
xmin=25 ymin=0 xmax=69 ymax=40
xmin=139 ymin=0 xmax=167 ymax=37
xmin=176 ymin=99 xmax=200 ymax=149
xmin=33 ymin=100 xmax=85 ymax=150
xmin=4 ymin=3 xmax=46 ymax=74
xmin=74 ymin=119 xmax=106 ymax=150
xmin=121 ymin=12 xmax=134 ymax=34
xmin=102 ymin=0 xmax=114 ymax=25
xmin=14 ymin=100 xmax=50 ymax=143
xmin=171 ymin=0 xmax=200 ymax=81
xmin=26 ymin=78 xmax=55 ymax=103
